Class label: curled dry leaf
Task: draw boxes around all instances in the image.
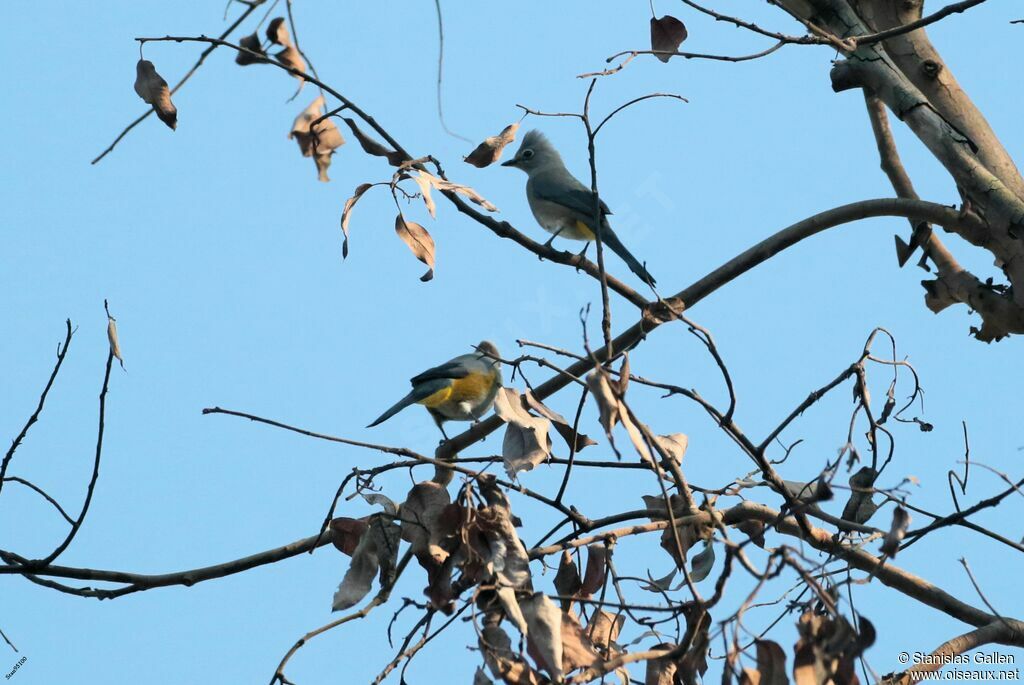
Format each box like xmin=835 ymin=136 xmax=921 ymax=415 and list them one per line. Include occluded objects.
xmin=744 ymin=640 xmax=789 ymax=685
xmin=586 ymin=610 xmax=624 ymax=651
xmin=331 ymin=513 xmax=401 ymax=611
xmin=480 ymin=623 xmax=548 ymax=685
xmin=470 ymin=481 xmax=532 ymax=589
xmin=419 ymin=170 xmax=500 ymax=212
xmin=580 ymin=543 xmax=608 ymax=597
xmin=266 ymin=17 xmax=291 ymax=47
xmin=557 ymin=610 xmax=604 ymax=672
xmin=640 ymin=568 xmax=678 ymax=593
xmin=106 ymin=316 xmax=125 ymax=370
xmin=793 ymin=611 xmax=873 ymax=685
xmin=394 ymin=214 xmax=437 ymax=282
xmin=343 ymin=118 xmax=408 ymax=166
xmin=587 ymin=370 xmax=621 ymax=434
xmin=493 ymin=388 xmax=553 ymax=478
xmin=497 ymin=586 xmax=529 ymax=636
xmin=475 ymin=666 xmax=496 ymax=685
xmin=329 ymin=516 xmax=369 ymax=556
xmin=520 ymin=593 xmax=563 ymax=681
xmin=653 ymin=433 xmax=688 ymax=463
xmin=235 ymin=32 xmax=267 ymax=65
xmin=732 ymin=519 xmax=766 ymax=548
xmin=879 ymin=506 xmax=911 ymax=557
xmin=290 ymin=96 xmax=345 ymax=182
xmin=524 ymin=391 xmax=597 ymax=452
xmin=782 ymin=479 xmax=834 ymax=506
xmin=400 ymin=481 xmax=451 ymax=564
xmin=660 ymin=519 xmax=700 ymax=570
xmin=678 ymin=607 xmax=712 ymax=684
xmin=841 ymin=467 xmax=878 ymax=524
xmin=553 ymin=550 xmax=582 ymax=604
xmin=586 ymin=368 xmax=651 ymax=461
xmin=688 ymin=541 xmax=715 ymax=582
xmin=650 ymin=15 xmax=688 ymax=62
xmin=362 ymin=491 xmax=399 ymax=516
xmin=413 ymin=172 xmax=436 ymax=219
xmin=134 ymin=59 xmax=177 ymax=130
xmin=646 ymin=643 xmax=678 ymax=685
xmin=275 ymin=45 xmax=306 ymax=81
xmin=465 ymin=122 xmax=520 ymax=168
xmin=340 ymin=182 xmax=373 ymax=259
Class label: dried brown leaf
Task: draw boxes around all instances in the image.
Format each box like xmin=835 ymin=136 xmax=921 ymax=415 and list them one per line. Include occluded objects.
xmin=521 ymin=593 xmax=563 ymax=680
xmin=560 ymin=610 xmax=604 ymax=671
xmin=678 ymin=608 xmax=712 ymax=685
xmin=841 ymin=467 xmax=878 ymax=524
xmin=475 ymin=666 xmax=496 ymax=685
xmin=465 ymin=122 xmax=520 ymax=168
xmin=793 ymin=611 xmax=873 ymax=685
xmin=497 ymin=586 xmax=529 ymax=636
xmin=266 ymin=17 xmax=291 ymax=46
xmin=751 ymin=640 xmax=789 ymax=685
xmin=653 ymin=433 xmax=688 ymax=463
xmin=107 ymin=317 xmax=124 ymax=370
xmin=340 ymin=182 xmax=373 ymax=259
xmin=646 ymin=644 xmax=679 ymax=685
xmin=290 ymin=96 xmax=345 ymax=182
xmin=134 ymin=59 xmax=177 ymax=130
xmin=782 ymin=479 xmax=834 ymax=506
xmin=468 ymin=494 xmax=532 ymax=588
xmin=413 ymin=172 xmax=437 ymax=218
xmin=732 ymin=519 xmax=766 ymax=548
xmin=523 ymin=391 xmax=597 ymax=452
xmin=394 ymin=214 xmax=436 ymax=282
xmin=586 ymin=610 xmax=624 ymax=650
xmin=275 ymin=45 xmax=306 ymax=78
xmin=400 ymin=481 xmax=451 ymax=563
xmin=580 ymin=543 xmax=608 ymax=596
xmin=419 ymin=170 xmax=500 ymax=212
xmin=554 ymin=550 xmax=582 ymax=603
xmin=879 ymin=506 xmax=911 ymax=557
xmin=650 ymin=15 xmax=688 ymax=62
xmin=660 ymin=520 xmax=699 ymax=570
xmin=343 ymin=118 xmax=408 ymax=166
xmin=493 ymin=388 xmax=552 ymax=477
xmin=329 ymin=516 xmax=369 ymax=555
xmin=481 ymin=624 xmax=549 ymax=685
xmin=331 ymin=514 xmax=400 ymax=611
xmin=235 ymin=31 xmax=268 ymax=65
xmin=688 ymin=541 xmax=715 ymax=582
xmin=586 ymin=370 xmax=622 ymax=435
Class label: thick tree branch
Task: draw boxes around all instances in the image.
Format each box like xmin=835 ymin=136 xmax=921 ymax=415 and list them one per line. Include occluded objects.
xmin=438 ymin=197 xmax=990 ymax=459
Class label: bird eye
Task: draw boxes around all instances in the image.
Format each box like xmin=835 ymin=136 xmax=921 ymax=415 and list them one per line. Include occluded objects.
xmin=522 ymin=149 xmax=534 ymax=159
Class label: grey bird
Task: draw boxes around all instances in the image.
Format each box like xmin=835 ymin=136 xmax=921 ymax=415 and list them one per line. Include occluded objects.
xmin=502 ymin=130 xmax=656 ymax=286
xmin=367 ymin=341 xmax=503 ymax=440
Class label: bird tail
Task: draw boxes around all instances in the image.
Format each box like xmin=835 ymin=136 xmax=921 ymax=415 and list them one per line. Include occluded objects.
xmin=599 ymin=220 xmax=656 ymax=287
xmin=367 ymin=390 xmax=419 ymax=428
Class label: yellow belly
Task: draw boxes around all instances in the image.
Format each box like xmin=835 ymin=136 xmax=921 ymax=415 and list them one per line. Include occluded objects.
xmin=571 ymin=220 xmax=596 ymax=241
xmin=418 ymin=371 xmax=495 ymax=409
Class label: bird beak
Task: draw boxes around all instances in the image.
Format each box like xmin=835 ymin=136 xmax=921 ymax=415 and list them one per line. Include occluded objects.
xmin=500 ymin=157 xmax=518 ymax=167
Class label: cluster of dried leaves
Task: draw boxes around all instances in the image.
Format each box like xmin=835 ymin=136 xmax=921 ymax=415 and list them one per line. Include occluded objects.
xmin=235 ymin=17 xmax=306 ymax=78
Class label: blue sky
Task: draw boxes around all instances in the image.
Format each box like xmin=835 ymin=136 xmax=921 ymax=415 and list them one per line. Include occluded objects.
xmin=2 ymin=2 xmax=1022 ymax=683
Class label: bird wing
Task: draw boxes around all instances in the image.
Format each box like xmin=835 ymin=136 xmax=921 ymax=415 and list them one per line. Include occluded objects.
xmin=530 ymin=174 xmax=612 ymax=220
xmin=409 ymin=353 xmax=483 ymax=385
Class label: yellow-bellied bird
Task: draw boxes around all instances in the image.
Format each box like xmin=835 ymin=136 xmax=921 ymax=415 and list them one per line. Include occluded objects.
xmin=368 ymin=341 xmax=502 ymax=439
xmin=502 ymin=130 xmax=656 ymax=286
